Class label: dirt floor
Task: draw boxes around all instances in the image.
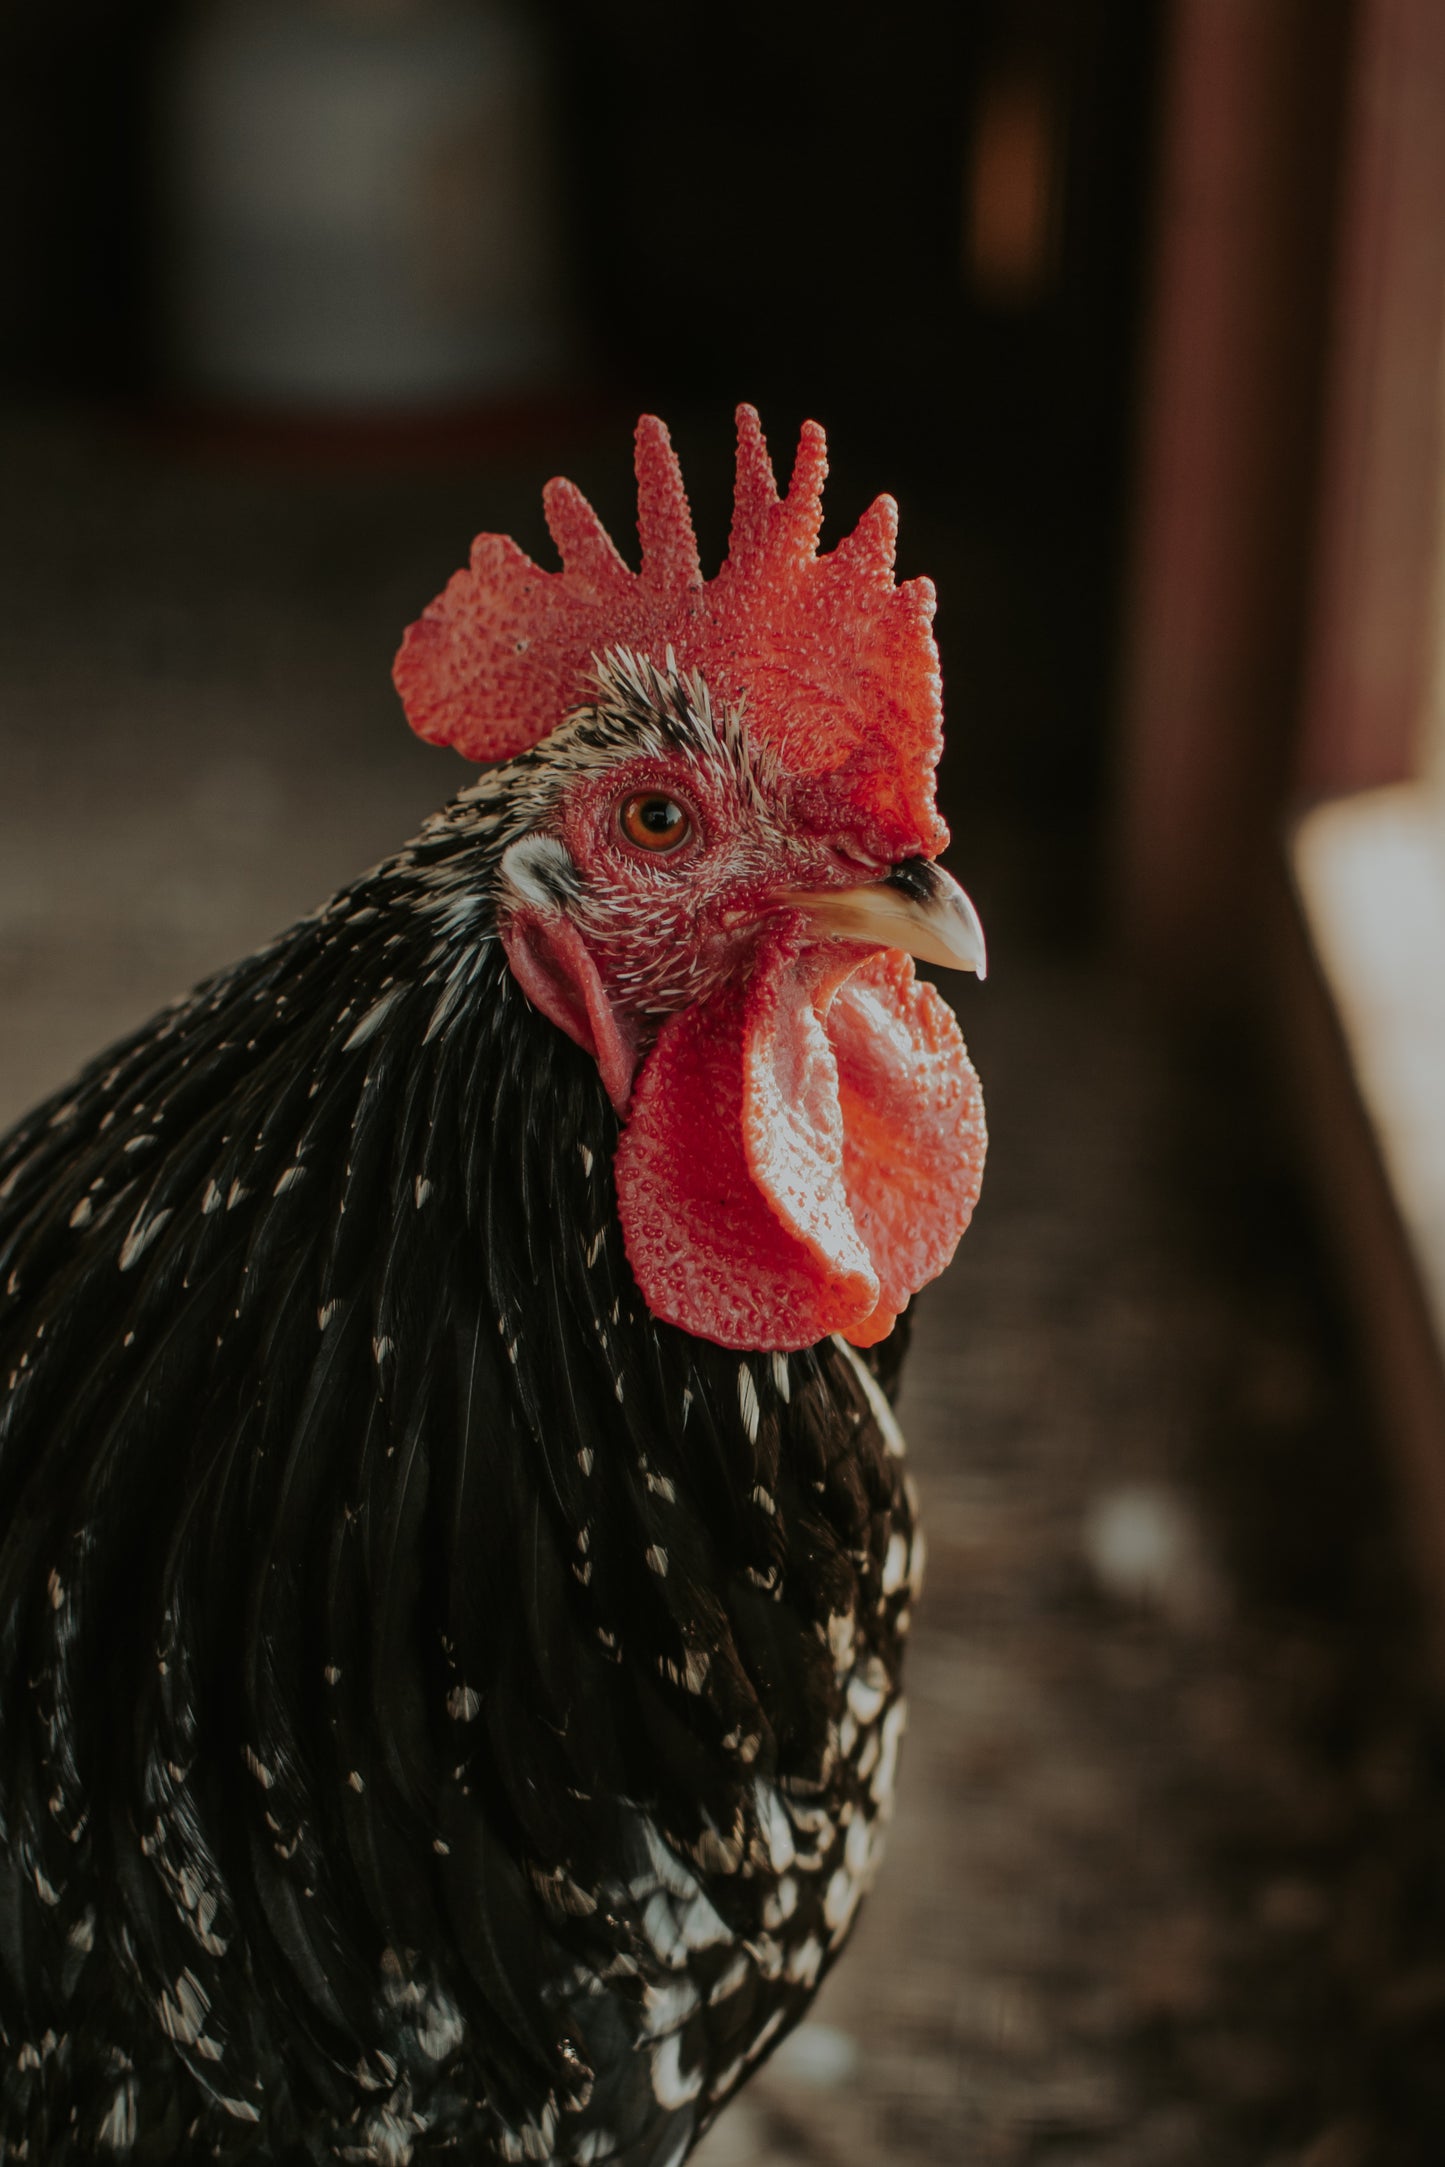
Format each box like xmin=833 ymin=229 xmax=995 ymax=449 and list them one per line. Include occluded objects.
xmin=4 ymin=413 xmax=1445 ymax=2166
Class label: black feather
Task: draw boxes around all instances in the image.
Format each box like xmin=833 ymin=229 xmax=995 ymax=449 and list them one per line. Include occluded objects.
xmin=0 ymin=712 xmax=920 ymax=2164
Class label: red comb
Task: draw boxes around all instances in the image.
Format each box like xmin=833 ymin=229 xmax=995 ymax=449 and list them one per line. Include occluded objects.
xmin=393 ymin=406 xmax=947 ymax=857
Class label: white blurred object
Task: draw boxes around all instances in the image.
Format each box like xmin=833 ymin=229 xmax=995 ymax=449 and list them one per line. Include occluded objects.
xmin=767 ymin=2022 xmax=860 ymax=2089
xmin=1081 ymin=1483 xmax=1223 ymax=1629
xmin=161 ymin=0 xmax=570 ymax=409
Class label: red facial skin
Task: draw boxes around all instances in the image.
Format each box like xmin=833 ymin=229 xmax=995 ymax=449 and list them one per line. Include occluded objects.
xmin=498 ymin=745 xmax=987 ymax=1355
xmin=553 ymin=752 xmax=887 ymax=1044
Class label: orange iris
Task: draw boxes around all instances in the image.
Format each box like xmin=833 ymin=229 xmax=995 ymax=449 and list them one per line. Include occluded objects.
xmin=618 ymin=793 xmax=691 ymax=853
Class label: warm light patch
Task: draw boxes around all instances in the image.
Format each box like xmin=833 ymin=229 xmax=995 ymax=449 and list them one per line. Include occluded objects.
xmin=965 ymin=74 xmax=1063 ymax=304
xmin=1293 ymin=784 xmax=1445 ymax=1347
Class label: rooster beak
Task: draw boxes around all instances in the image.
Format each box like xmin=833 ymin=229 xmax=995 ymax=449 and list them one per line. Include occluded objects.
xmin=776 ymin=861 xmax=988 ymax=980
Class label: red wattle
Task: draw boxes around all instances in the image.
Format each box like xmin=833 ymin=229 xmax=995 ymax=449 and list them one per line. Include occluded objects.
xmin=501 ymin=908 xmax=638 ymax=1116
xmin=829 ymin=950 xmax=986 ymax=1343
xmin=612 ymin=962 xmax=879 ymax=1354
xmin=614 ymin=936 xmax=985 ymax=1353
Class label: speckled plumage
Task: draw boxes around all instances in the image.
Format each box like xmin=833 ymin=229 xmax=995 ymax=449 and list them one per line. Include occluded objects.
xmin=0 ymin=673 xmax=922 ymax=2164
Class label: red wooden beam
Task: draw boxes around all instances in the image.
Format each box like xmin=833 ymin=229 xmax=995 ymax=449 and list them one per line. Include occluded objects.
xmin=1113 ymin=0 xmax=1350 ymax=985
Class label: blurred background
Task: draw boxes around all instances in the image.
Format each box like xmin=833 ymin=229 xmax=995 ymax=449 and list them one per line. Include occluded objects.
xmin=3 ymin=1 xmax=1445 ymax=2159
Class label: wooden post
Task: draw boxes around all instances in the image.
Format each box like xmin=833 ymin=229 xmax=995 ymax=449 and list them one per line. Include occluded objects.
xmin=1296 ymin=0 xmax=1445 ymax=797
xmin=1113 ymin=0 xmax=1350 ymax=988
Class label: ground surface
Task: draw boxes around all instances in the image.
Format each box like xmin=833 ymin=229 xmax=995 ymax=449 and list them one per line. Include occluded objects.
xmin=3 ymin=412 xmax=1445 ymax=2165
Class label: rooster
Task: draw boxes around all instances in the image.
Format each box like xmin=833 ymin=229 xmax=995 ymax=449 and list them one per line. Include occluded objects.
xmin=0 ymin=409 xmax=986 ymax=2165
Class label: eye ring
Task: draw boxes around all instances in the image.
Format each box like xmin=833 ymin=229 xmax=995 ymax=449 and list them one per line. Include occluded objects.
xmin=617 ymin=791 xmax=692 ymax=854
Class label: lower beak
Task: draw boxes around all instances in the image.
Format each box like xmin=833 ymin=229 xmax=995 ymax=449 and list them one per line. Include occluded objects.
xmin=777 ymin=863 xmax=988 ymax=979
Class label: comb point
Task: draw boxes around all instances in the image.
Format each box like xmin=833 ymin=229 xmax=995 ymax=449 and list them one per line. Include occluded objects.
xmin=729 ymin=404 xmax=780 ymax=570
xmin=780 ymin=420 xmax=829 ymax=559
xmin=634 ymin=415 xmax=702 ymax=596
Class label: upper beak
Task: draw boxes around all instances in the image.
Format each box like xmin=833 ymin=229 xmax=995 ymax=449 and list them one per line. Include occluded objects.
xmin=776 ymin=861 xmax=988 ymax=980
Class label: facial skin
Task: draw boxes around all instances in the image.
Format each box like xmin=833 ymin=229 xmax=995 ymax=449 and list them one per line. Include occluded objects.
xmin=485 ymin=650 xmax=985 ymax=1115
xmin=558 ymin=766 xmax=860 ymax=1028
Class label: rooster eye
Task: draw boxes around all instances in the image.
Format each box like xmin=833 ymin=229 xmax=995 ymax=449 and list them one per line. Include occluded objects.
xmin=618 ymin=792 xmax=691 ymax=853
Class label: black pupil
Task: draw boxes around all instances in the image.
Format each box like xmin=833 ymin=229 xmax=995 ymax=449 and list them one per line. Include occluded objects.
xmin=640 ymin=798 xmax=679 ymax=833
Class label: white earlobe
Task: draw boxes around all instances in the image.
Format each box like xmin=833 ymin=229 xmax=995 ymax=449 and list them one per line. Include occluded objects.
xmin=497 ymin=833 xmax=578 ymax=910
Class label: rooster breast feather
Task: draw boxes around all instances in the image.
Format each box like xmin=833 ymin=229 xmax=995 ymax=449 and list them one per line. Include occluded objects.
xmin=0 ymin=835 xmax=919 ymax=2163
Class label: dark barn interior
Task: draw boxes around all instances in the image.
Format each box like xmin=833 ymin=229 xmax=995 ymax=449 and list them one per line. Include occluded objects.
xmin=3 ymin=3 xmax=1445 ymax=2162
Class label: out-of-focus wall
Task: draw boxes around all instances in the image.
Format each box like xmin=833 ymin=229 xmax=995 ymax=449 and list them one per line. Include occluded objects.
xmin=0 ymin=0 xmax=1164 ymax=865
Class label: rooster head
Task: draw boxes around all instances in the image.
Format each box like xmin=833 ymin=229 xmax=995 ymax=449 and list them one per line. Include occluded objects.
xmin=394 ymin=408 xmax=987 ymax=1353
